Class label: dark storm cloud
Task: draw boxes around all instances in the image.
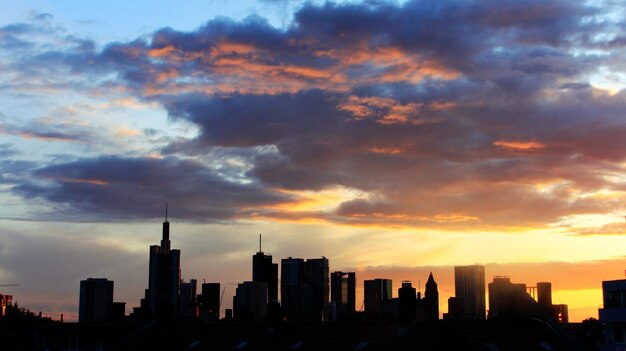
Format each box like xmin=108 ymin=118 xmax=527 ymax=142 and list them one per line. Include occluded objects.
xmin=12 ymin=156 xmax=291 ymax=222
xmin=163 ymin=90 xmax=344 ymax=148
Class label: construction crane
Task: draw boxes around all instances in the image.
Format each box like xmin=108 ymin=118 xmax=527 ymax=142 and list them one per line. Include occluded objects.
xmin=219 ymin=287 xmax=226 ymax=313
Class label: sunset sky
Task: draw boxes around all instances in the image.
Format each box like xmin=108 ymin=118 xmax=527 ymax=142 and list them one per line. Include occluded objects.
xmin=1 ymin=0 xmax=626 ymax=322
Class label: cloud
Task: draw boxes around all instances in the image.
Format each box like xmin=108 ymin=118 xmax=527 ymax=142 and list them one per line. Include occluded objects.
xmin=11 ymin=155 xmax=291 ymax=222
xmin=1 ymin=0 xmax=625 ymax=231
xmin=0 ymin=120 xmax=95 ymax=144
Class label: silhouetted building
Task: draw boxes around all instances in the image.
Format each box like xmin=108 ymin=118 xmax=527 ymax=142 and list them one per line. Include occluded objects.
xmin=1 ymin=293 xmax=12 ymax=317
xmin=147 ymin=209 xmax=181 ymax=317
xmin=252 ymin=235 xmax=278 ymax=303
xmin=535 ymin=281 xmax=568 ymax=322
xmin=198 ymin=282 xmax=220 ymax=320
xmin=488 ymin=276 xmax=533 ymax=318
xmin=453 ymin=265 xmax=485 ymax=319
xmin=234 ymin=281 xmax=268 ymax=322
xmin=79 ymin=278 xmax=114 ymax=323
xmin=380 ymin=298 xmax=399 ymax=319
xmin=306 ymin=258 xmax=330 ymax=321
xmin=599 ymin=279 xmax=626 ymax=350
xmin=424 ymin=272 xmax=439 ymax=321
xmin=179 ymin=279 xmax=197 ymax=317
xmin=553 ymin=303 xmax=568 ymax=323
xmin=487 ymin=276 xmax=567 ymax=324
xmin=225 ymin=308 xmax=233 ymax=320
xmin=445 ymin=297 xmax=462 ymax=319
xmin=398 ymin=281 xmax=416 ymax=323
xmin=330 ymin=271 xmax=356 ymax=320
xmin=281 ymin=257 xmax=305 ymax=321
xmin=252 ymin=235 xmax=280 ymax=321
xmin=364 ymin=279 xmax=392 ymax=317
xmin=537 ymin=282 xmax=552 ymax=307
xmin=280 ymin=257 xmax=329 ymax=321
xmin=111 ymin=302 xmax=126 ymax=320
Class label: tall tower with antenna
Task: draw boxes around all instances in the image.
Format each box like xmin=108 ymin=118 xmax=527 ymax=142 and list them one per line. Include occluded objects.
xmin=252 ymin=234 xmax=279 ymax=304
xmin=147 ymin=203 xmax=181 ymax=317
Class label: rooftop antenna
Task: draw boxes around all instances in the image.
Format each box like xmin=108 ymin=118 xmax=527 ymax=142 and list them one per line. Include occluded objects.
xmin=259 ymin=233 xmax=262 ymax=253
xmin=165 ymin=203 xmax=168 ymax=222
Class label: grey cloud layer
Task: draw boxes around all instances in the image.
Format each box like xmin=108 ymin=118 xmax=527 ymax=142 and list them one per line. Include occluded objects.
xmin=12 ymin=156 xmax=290 ymax=222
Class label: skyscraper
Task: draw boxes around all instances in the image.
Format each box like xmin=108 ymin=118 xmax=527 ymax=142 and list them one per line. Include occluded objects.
xmin=454 ymin=265 xmax=486 ymax=319
xmin=331 ymin=271 xmax=356 ymax=319
xmin=280 ymin=257 xmax=330 ymax=322
xmin=179 ymin=279 xmax=197 ymax=317
xmin=252 ymin=235 xmax=278 ymax=303
xmin=305 ymin=257 xmax=330 ymax=321
xmin=398 ymin=281 xmax=416 ymax=323
xmin=364 ymin=279 xmax=393 ymax=317
xmin=281 ymin=257 xmax=305 ymax=321
xmin=424 ymin=272 xmax=439 ymax=321
xmin=79 ymin=278 xmax=114 ymax=323
xmin=147 ymin=207 xmax=181 ymax=317
xmin=233 ymin=281 xmax=268 ymax=322
xmin=198 ymin=282 xmax=220 ymax=320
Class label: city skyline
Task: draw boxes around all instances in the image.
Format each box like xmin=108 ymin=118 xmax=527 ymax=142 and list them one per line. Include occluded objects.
xmin=1 ymin=0 xmax=626 ymax=323
xmin=76 ymin=216 xmax=568 ymax=324
xmin=13 ymin=216 xmax=626 ymax=322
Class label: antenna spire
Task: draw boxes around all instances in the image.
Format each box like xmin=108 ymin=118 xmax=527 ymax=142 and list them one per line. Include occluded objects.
xmin=165 ymin=203 xmax=168 ymax=222
xmin=259 ymin=233 xmax=262 ymax=253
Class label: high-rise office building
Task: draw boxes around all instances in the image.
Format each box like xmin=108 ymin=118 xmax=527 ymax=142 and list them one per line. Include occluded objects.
xmin=364 ymin=279 xmax=393 ymax=317
xmin=79 ymin=278 xmax=114 ymax=322
xmin=198 ymin=282 xmax=221 ymax=319
xmin=179 ymin=279 xmax=197 ymax=317
xmin=280 ymin=257 xmax=329 ymax=321
xmin=486 ymin=276 xmax=565 ymax=322
xmin=147 ymin=207 xmax=181 ymax=317
xmin=487 ymin=276 xmax=529 ymax=317
xmin=306 ymin=258 xmax=330 ymax=321
xmin=424 ymin=272 xmax=439 ymax=321
xmin=234 ymin=281 xmax=268 ymax=322
xmin=331 ymin=271 xmax=356 ymax=319
xmin=398 ymin=281 xmax=416 ymax=323
xmin=281 ymin=257 xmax=305 ymax=321
xmin=252 ymin=235 xmax=278 ymax=303
xmin=454 ymin=265 xmax=485 ymax=319
xmin=599 ymin=279 xmax=626 ymax=349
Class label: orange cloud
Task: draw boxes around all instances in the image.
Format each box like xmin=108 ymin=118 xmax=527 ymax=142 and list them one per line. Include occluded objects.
xmin=494 ymin=140 xmax=546 ymax=150
xmin=143 ymin=40 xmax=461 ymax=96
xmin=114 ymin=125 xmax=141 ymax=137
xmin=369 ymin=147 xmax=403 ymax=154
xmin=338 ymin=96 xmax=420 ymax=124
xmin=155 ymin=67 xmax=179 ymax=83
xmin=148 ymin=45 xmax=177 ymax=58
xmin=211 ymin=41 xmax=257 ymax=56
xmin=428 ymin=101 xmax=457 ymax=111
